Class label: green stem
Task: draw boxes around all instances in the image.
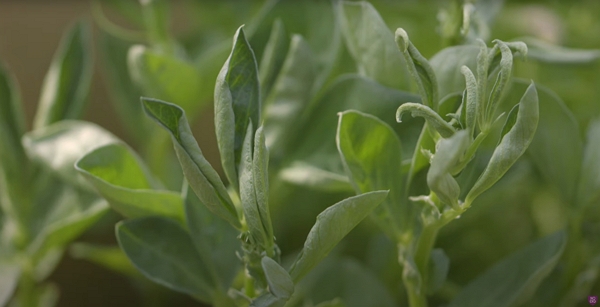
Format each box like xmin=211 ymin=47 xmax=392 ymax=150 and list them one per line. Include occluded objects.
xmin=16 ymin=257 xmax=36 ymax=307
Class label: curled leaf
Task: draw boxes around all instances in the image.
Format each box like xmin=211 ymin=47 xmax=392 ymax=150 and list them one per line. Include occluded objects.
xmin=396 ymin=103 xmax=455 ymax=138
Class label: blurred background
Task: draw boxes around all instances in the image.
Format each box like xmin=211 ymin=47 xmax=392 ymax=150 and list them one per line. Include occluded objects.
xmin=0 ymin=0 xmax=599 ymax=306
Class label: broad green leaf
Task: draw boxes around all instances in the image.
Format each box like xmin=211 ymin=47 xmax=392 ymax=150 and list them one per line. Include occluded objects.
xmin=259 ymin=18 xmax=289 ymax=98
xmin=428 ymin=131 xmax=469 ymax=208
xmin=395 ymin=28 xmax=439 ymax=109
xmin=263 ymin=34 xmax=317 ymax=159
xmin=262 ymin=256 xmax=294 ymax=299
xmin=577 ymin=118 xmax=600 ymax=207
xmin=142 ymin=98 xmax=241 ymax=229
xmin=116 ymin=216 xmax=215 ymax=303
xmin=336 ymin=110 xmax=408 ymax=238
xmin=430 ymin=45 xmax=479 ymax=99
xmin=278 ymin=162 xmax=353 ymax=193
xmin=214 ymin=26 xmax=261 ymax=191
xmin=99 ymin=31 xmax=148 ymax=142
xmin=128 ymin=45 xmax=206 ymax=117
xmin=427 ymin=248 xmax=450 ymax=294
xmin=70 ymin=243 xmax=140 ymax=278
xmin=448 ymin=231 xmax=566 ymax=307
xmin=519 ymin=37 xmax=600 ymax=64
xmin=0 ymin=261 xmax=20 ymax=306
xmin=288 ymin=191 xmax=388 ymax=282
xmin=184 ymin=182 xmax=240 ymax=290
xmin=396 ymin=103 xmax=456 ymax=138
xmin=23 ymin=120 xmax=119 ymax=190
xmin=338 ymin=1 xmax=409 ymax=89
xmin=289 ymin=75 xmax=419 ymax=173
xmin=34 ymin=21 xmax=93 ymax=129
xmin=76 ymin=143 xmax=185 ymax=222
xmin=521 ymin=80 xmax=582 ymax=204
xmin=466 ymin=82 xmax=538 ymax=204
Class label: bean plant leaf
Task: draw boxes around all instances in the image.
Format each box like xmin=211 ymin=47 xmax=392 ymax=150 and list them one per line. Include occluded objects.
xmin=460 ymin=66 xmax=478 ymax=136
xmin=76 ymin=143 xmax=185 ymax=222
xmin=0 ymin=262 xmax=20 ymax=306
xmin=428 ymin=131 xmax=469 ymax=208
xmin=338 ymin=1 xmax=409 ymax=89
xmin=184 ymin=183 xmax=240 ymax=290
xmin=251 ymin=293 xmax=286 ymax=307
xmin=34 ymin=20 xmax=93 ymax=129
xmin=262 ymin=256 xmax=294 ymax=299
xmin=259 ymin=18 xmax=289 ymax=98
xmin=519 ymin=37 xmax=600 ymax=64
xmin=577 ymin=118 xmax=600 ymax=207
xmin=430 ymin=45 xmax=479 ymax=99
xmin=0 ymin=61 xmax=26 ymax=175
xmin=448 ymin=231 xmax=566 ymax=307
xmin=336 ymin=110 xmax=408 ymax=237
xmin=288 ymin=191 xmax=389 ymax=283
xmin=396 ymin=103 xmax=456 ymax=138
xmin=521 ymin=80 xmax=582 ymax=204
xmin=395 ymin=28 xmax=439 ymax=109
xmin=116 ymin=216 xmax=215 ymax=303
xmin=278 ymin=162 xmax=353 ymax=193
xmin=142 ymin=98 xmax=241 ymax=229
xmin=253 ymin=126 xmax=274 ymax=244
xmin=128 ymin=45 xmax=206 ymax=117
xmin=214 ymin=25 xmax=261 ymax=191
xmin=427 ymin=248 xmax=450 ymax=294
xmin=263 ymin=34 xmax=316 ymax=159
xmin=23 ymin=120 xmax=119 ymax=190
xmin=466 ymin=82 xmax=538 ymax=204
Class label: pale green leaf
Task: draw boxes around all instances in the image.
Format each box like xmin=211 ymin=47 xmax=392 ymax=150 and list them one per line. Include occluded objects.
xmin=262 ymin=256 xmax=294 ymax=299
xmin=0 ymin=261 xmax=20 ymax=307
xmin=396 ymin=103 xmax=456 ymax=138
xmin=278 ymin=162 xmax=353 ymax=193
xmin=430 ymin=45 xmax=479 ymax=98
xmin=428 ymin=131 xmax=469 ymax=208
xmin=520 ymin=37 xmax=600 ymax=64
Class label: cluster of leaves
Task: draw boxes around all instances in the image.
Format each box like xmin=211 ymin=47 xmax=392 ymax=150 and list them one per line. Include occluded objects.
xmin=2 ymin=0 xmax=600 ymax=306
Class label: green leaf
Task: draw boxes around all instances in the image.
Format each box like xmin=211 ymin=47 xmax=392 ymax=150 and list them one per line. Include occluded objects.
xmin=128 ymin=45 xmax=206 ymax=118
xmin=253 ymin=126 xmax=274 ymax=245
xmin=427 ymin=248 xmax=450 ymax=294
xmin=577 ymin=118 xmax=600 ymax=207
xmin=142 ymin=97 xmax=241 ymax=229
xmin=460 ymin=66 xmax=478 ymax=137
xmin=214 ymin=25 xmax=261 ymax=191
xmin=184 ymin=182 xmax=240 ymax=290
xmin=288 ymin=191 xmax=389 ymax=282
xmin=263 ymin=34 xmax=317 ymax=160
xmin=336 ymin=110 xmax=409 ymax=238
xmin=278 ymin=162 xmax=353 ymax=193
xmin=485 ymin=40 xmax=513 ymax=125
xmin=116 ymin=216 xmax=215 ymax=303
xmin=76 ymin=143 xmax=185 ymax=222
xmin=448 ymin=231 xmax=566 ymax=307
xmin=251 ymin=293 xmax=286 ymax=307
xmin=259 ymin=18 xmax=289 ymax=98
xmin=70 ymin=243 xmax=140 ymax=278
xmin=428 ymin=131 xmax=470 ymax=208
xmin=315 ymin=298 xmax=346 ymax=307
xmin=262 ymin=256 xmax=294 ymax=299
xmin=396 ymin=103 xmax=456 ymax=138
xmin=466 ymin=82 xmax=538 ymax=204
xmin=430 ymin=45 xmax=479 ymax=99
xmin=34 ymin=20 xmax=93 ymax=129
xmin=23 ymin=120 xmax=119 ymax=190
xmin=395 ymin=28 xmax=439 ymax=109
xmin=519 ymin=37 xmax=600 ymax=64
xmin=338 ymin=1 xmax=409 ymax=89
xmin=0 ymin=261 xmax=20 ymax=306
xmin=499 ymin=103 xmax=519 ymax=144
xmin=521 ymin=80 xmax=582 ymax=204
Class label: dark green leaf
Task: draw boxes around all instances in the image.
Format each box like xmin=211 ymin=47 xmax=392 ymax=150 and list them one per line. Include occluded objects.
xmin=263 ymin=34 xmax=317 ymax=159
xmin=23 ymin=120 xmax=119 ymax=190
xmin=338 ymin=1 xmax=409 ymax=89
xmin=577 ymin=118 xmax=600 ymax=207
xmin=116 ymin=216 xmax=215 ymax=303
xmin=396 ymin=103 xmax=456 ymax=138
xmin=288 ymin=191 xmax=388 ymax=282
xmin=499 ymin=103 xmax=519 ymax=144
xmin=142 ymin=98 xmax=241 ymax=229
xmin=262 ymin=256 xmax=294 ymax=299
xmin=214 ymin=26 xmax=261 ymax=191
xmin=466 ymin=82 xmax=538 ymax=204
xmin=259 ymin=18 xmax=289 ymax=98
xmin=0 ymin=261 xmax=20 ymax=306
xmin=76 ymin=143 xmax=185 ymax=222
xmin=128 ymin=45 xmax=206 ymax=118
xmin=336 ymin=110 xmax=408 ymax=237
xmin=34 ymin=21 xmax=93 ymax=129
xmin=448 ymin=231 xmax=566 ymax=307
